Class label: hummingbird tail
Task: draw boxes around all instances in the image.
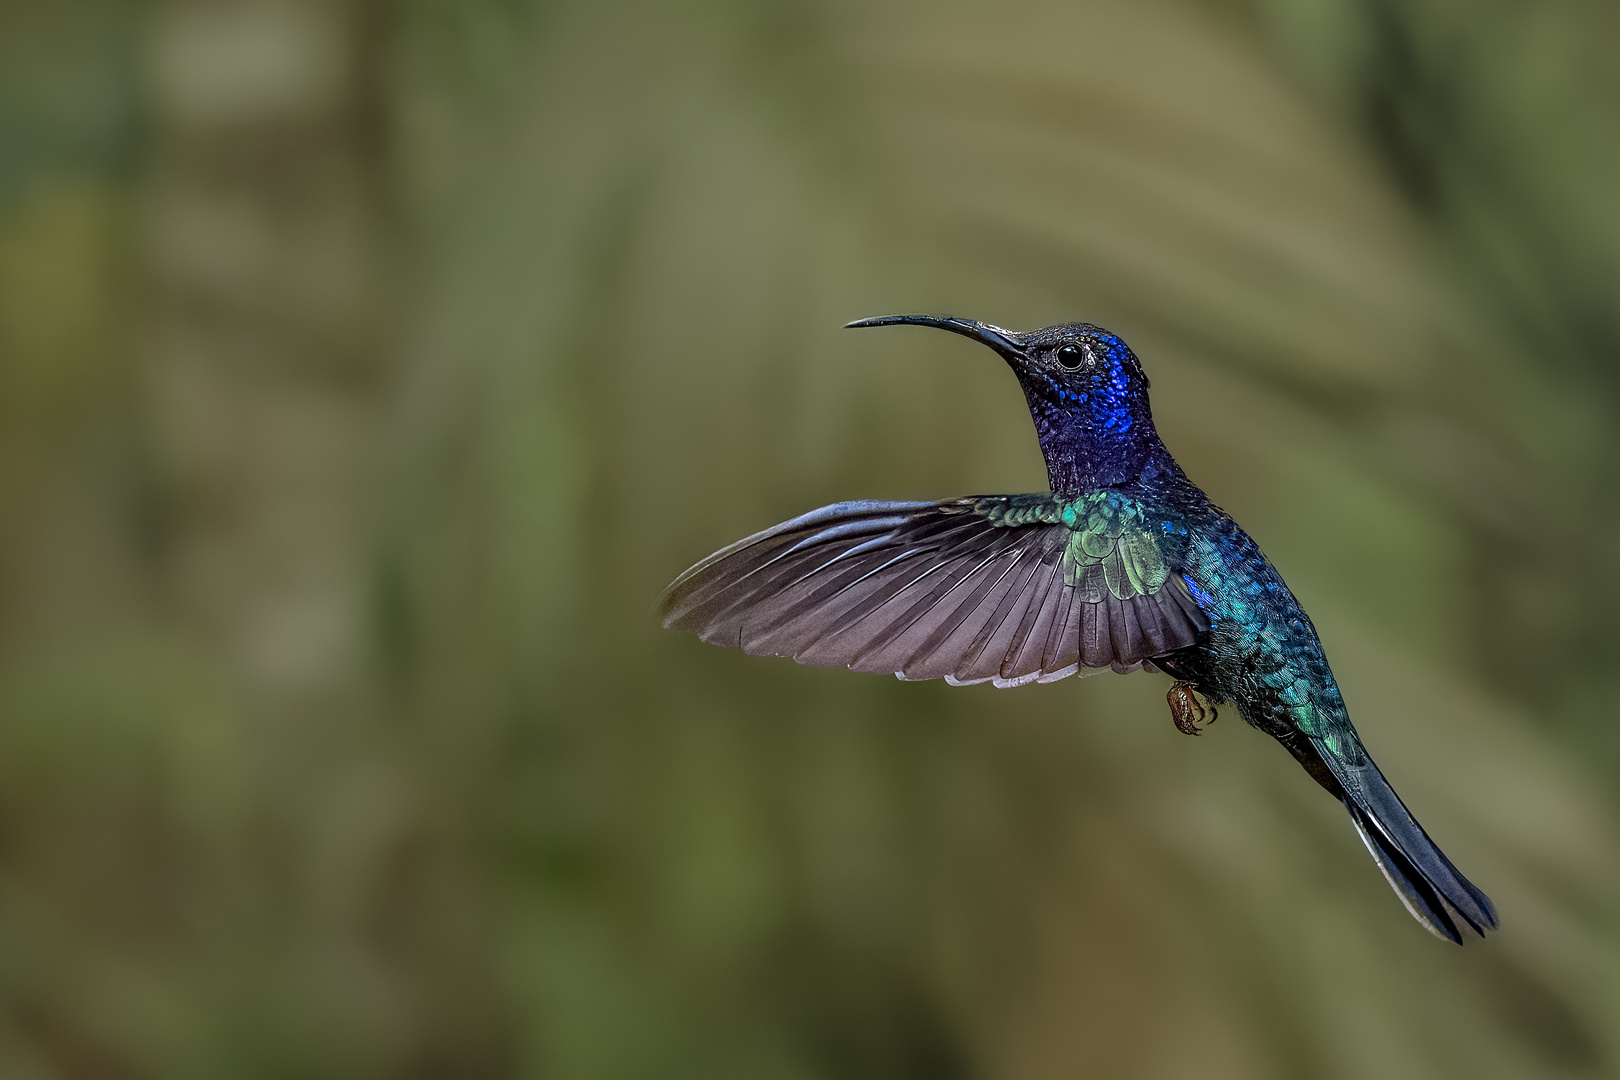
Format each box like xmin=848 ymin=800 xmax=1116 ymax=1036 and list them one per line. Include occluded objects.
xmin=1278 ymin=728 xmax=1496 ymax=943
xmin=1330 ymin=750 xmax=1497 ymax=943
xmin=1342 ymin=798 xmax=1486 ymax=944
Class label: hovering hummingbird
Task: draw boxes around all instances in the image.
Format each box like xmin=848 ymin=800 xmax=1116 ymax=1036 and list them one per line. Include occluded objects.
xmin=659 ymin=315 xmax=1496 ymax=943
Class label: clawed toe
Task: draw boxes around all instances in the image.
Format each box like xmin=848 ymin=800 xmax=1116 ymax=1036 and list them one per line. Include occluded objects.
xmin=1167 ymin=682 xmax=1216 ymax=736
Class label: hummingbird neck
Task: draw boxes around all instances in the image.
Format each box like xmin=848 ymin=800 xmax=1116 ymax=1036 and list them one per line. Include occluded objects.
xmin=1026 ymin=391 xmax=1169 ymax=495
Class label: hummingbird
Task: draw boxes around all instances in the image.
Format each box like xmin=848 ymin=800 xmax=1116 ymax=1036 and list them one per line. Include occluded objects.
xmin=658 ymin=315 xmax=1496 ymax=943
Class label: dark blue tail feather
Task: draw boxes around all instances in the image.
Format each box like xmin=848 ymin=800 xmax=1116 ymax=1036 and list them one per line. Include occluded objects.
xmin=1318 ymin=739 xmax=1497 ymax=940
xmin=1346 ymin=801 xmax=1464 ymax=942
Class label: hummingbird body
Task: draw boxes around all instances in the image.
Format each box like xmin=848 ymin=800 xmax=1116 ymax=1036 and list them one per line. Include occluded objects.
xmin=660 ymin=316 xmax=1496 ymax=942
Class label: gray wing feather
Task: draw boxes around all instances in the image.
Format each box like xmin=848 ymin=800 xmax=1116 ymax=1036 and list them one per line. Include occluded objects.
xmin=660 ymin=498 xmax=1210 ymax=686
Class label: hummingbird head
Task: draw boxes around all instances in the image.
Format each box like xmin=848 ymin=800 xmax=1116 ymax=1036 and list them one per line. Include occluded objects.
xmin=845 ymin=315 xmax=1170 ymax=495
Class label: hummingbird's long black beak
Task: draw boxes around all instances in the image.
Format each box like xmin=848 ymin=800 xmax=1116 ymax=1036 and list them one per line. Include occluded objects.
xmin=844 ymin=314 xmax=1027 ymax=362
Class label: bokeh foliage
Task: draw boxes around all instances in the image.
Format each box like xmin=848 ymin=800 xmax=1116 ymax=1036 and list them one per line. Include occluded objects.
xmin=0 ymin=0 xmax=1617 ymax=1077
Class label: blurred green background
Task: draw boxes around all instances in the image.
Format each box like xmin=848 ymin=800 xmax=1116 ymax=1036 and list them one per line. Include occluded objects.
xmin=1 ymin=0 xmax=1618 ymax=1076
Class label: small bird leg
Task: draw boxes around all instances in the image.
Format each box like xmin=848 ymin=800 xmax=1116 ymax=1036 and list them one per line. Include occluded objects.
xmin=1167 ymin=682 xmax=1216 ymax=736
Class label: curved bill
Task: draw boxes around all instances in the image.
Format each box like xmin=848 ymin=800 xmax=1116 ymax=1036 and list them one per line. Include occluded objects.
xmin=844 ymin=314 xmax=1027 ymax=360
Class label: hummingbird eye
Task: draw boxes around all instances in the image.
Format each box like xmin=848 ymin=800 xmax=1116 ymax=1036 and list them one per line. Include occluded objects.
xmin=1055 ymin=343 xmax=1085 ymax=369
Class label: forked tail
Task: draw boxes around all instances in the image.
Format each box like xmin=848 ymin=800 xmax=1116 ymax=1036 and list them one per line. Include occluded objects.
xmin=1282 ymin=731 xmax=1497 ymax=943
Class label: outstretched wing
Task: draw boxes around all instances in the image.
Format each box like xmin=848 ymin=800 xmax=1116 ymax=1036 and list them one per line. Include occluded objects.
xmin=658 ymin=494 xmax=1209 ymax=687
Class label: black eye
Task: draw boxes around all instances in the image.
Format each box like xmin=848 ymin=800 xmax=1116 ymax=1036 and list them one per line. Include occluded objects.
xmin=1056 ymin=344 xmax=1085 ymax=369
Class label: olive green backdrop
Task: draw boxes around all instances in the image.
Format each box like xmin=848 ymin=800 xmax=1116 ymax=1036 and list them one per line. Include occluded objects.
xmin=0 ymin=0 xmax=1616 ymax=1077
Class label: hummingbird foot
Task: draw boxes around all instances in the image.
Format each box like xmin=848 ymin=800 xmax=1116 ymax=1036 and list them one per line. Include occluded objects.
xmin=1167 ymin=682 xmax=1217 ymax=735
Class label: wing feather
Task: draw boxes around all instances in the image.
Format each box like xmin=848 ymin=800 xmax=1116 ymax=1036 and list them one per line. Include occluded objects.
xmin=660 ymin=496 xmax=1209 ymax=685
